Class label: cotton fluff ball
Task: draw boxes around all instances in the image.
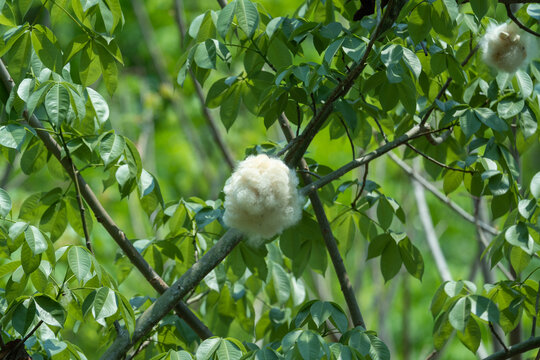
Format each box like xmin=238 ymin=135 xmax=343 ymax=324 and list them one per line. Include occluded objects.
xmin=223 ymin=154 xmax=303 ymax=242
xmin=481 ymin=22 xmax=527 ymax=73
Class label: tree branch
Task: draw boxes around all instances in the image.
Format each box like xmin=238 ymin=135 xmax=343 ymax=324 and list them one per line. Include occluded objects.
xmin=58 ymin=127 xmax=94 ymax=254
xmin=100 ymin=229 xmax=243 ymax=359
xmin=0 ymin=59 xmax=213 ymax=341
xmin=482 ymin=336 xmax=540 ymax=360
xmin=300 ymin=124 xmax=432 ymax=197
xmin=505 ymin=3 xmax=540 ymax=37
xmin=405 ymin=143 xmax=474 ymax=174
xmin=284 ymin=0 xmax=408 ymax=167
xmin=387 ymin=152 xmax=498 ymax=236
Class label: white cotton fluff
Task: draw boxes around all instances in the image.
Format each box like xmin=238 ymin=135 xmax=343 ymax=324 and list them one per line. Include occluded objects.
xmin=481 ymin=22 xmax=528 ymax=73
xmin=222 ymin=154 xmax=303 ymax=242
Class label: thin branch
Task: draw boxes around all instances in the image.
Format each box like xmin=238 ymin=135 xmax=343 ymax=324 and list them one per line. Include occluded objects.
xmin=100 ymin=229 xmax=243 ymax=359
xmin=352 ymin=164 xmax=369 ymax=208
xmin=387 ymin=152 xmax=499 ymax=236
xmin=284 ymin=0 xmax=407 ymax=167
xmin=278 ymin=112 xmax=366 ymax=329
xmin=419 ymin=44 xmax=479 ymax=127
xmin=300 ymin=124 xmax=434 ymax=196
xmin=405 ymin=143 xmax=474 ymax=174
xmin=505 ymin=3 xmax=540 ymax=37
xmin=490 ymin=322 xmax=509 ymax=352
xmin=337 ymin=115 xmax=356 ymax=160
xmin=0 ymin=60 xmax=213 ymax=341
xmin=58 ymin=128 xmax=93 ymax=254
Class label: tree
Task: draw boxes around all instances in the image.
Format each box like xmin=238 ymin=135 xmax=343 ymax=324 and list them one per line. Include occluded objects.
xmin=0 ymin=0 xmax=539 ymax=358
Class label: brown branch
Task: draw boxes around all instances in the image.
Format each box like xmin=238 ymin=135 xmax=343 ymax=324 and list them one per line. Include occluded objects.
xmin=505 ymin=3 xmax=540 ymax=37
xmin=279 ymin=113 xmax=366 ymax=328
xmin=337 ymin=115 xmax=356 ymax=160
xmin=284 ymin=0 xmax=407 ymax=167
xmin=0 ymin=60 xmax=213 ymax=341
xmin=405 ymin=143 xmax=475 ymax=174
xmin=100 ymin=229 xmax=243 ymax=359
xmin=58 ymin=128 xmax=94 ymax=254
xmin=352 ymin=164 xmax=368 ymax=208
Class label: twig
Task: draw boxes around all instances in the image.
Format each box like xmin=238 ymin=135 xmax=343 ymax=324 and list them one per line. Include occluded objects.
xmin=300 ymin=124 xmax=434 ymax=196
xmin=278 ymin=113 xmax=366 ymax=329
xmin=58 ymin=128 xmax=94 ymax=254
xmin=490 ymin=322 xmax=509 ymax=353
xmin=505 ymin=3 xmax=540 ymax=37
xmin=387 ymin=152 xmax=499 ymax=236
xmin=351 ymin=164 xmax=368 ymax=208
xmin=284 ymin=0 xmax=407 ymax=167
xmin=0 ymin=59 xmax=213 ymax=341
xmin=100 ymin=229 xmax=243 ymax=359
xmin=405 ymin=143 xmax=475 ymax=174
xmin=337 ymin=115 xmax=356 ymax=160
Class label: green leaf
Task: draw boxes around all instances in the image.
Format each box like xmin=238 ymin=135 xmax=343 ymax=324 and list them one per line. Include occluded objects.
xmin=441 ymin=0 xmax=459 ymax=20
xmin=0 ymin=124 xmax=27 ymax=150
xmin=380 ymin=239 xmax=402 ymax=282
xmin=272 ymin=262 xmax=291 ymax=305
xmin=79 ymin=43 xmax=102 ymax=86
xmin=431 ymin=283 xmax=449 ymax=318
xmin=367 ymin=233 xmax=391 ymax=259
xmin=368 ymin=334 xmax=390 ymax=360
xmin=100 ymin=132 xmax=125 ymax=166
xmin=93 ymin=287 xmax=118 ymax=320
xmin=505 ymin=222 xmax=531 ymax=252
xmin=457 ymin=316 xmax=481 ymax=353
xmin=402 ymin=48 xmax=421 ymax=78
xmin=443 ymin=170 xmax=463 ymax=195
xmin=470 ymin=0 xmax=489 ymax=19
xmin=220 ymin=83 xmax=242 ymax=131
xmin=194 ymin=39 xmax=217 ymax=69
xmin=68 ymin=246 xmax=92 ymax=282
xmin=398 ymin=237 xmax=424 ymax=280
xmin=235 ymin=0 xmax=259 ymax=38
xmin=31 ymin=25 xmax=63 ymax=73
xmin=298 ymin=331 xmax=320 ymax=360
xmin=21 ymin=242 xmax=41 ymax=274
xmin=0 ymin=188 xmax=11 ymax=217
xmin=196 ymin=338 xmax=221 ymax=360
xmin=377 ymin=197 xmax=393 ymax=230
xmin=95 ymin=41 xmax=118 ymax=95
xmin=45 ymin=83 xmax=70 ymax=127
xmin=474 ymin=108 xmax=508 ymax=132
xmin=267 ymin=38 xmax=293 ymax=71
xmin=470 ymin=295 xmax=499 ymax=323
xmin=216 ymin=339 xmax=243 ymax=360
xmin=518 ymin=199 xmax=536 ymax=219
xmin=531 ymin=172 xmax=540 ymax=199
xmin=407 ymin=3 xmax=431 ymax=44
xmin=510 ymin=246 xmax=530 ymax=275
xmin=8 ymin=32 xmax=32 ymax=83
xmin=515 ymin=70 xmax=533 ymax=98
xmin=13 ymin=299 xmax=36 ymax=336
xmin=40 ymin=200 xmax=68 ymax=240
xmin=87 ymin=87 xmax=109 ymax=124
xmin=217 ymin=1 xmax=237 ymax=39
xmin=449 ymin=297 xmax=470 ymax=332
xmin=25 ymin=225 xmax=48 ymax=255
xmin=34 ymin=295 xmax=66 ymax=327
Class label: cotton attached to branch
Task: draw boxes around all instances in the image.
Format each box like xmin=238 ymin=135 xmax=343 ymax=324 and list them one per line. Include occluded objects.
xmin=481 ymin=22 xmax=528 ymax=73
xmin=223 ymin=154 xmax=303 ymax=242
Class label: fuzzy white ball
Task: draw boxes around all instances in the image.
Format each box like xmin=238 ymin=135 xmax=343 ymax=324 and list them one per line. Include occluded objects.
xmin=481 ymin=22 xmax=527 ymax=73
xmin=222 ymin=154 xmax=303 ymax=242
